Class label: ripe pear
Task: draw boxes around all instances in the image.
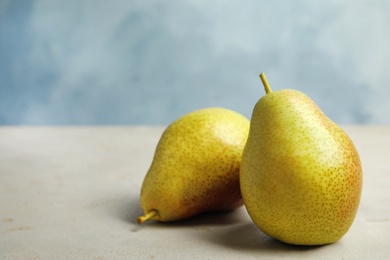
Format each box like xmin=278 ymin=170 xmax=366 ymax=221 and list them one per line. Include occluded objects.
xmin=137 ymin=107 xmax=250 ymax=224
xmin=240 ymin=73 xmax=363 ymax=245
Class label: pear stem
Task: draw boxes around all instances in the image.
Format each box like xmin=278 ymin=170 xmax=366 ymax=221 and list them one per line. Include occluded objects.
xmin=260 ymin=72 xmax=272 ymax=94
xmin=137 ymin=209 xmax=158 ymax=224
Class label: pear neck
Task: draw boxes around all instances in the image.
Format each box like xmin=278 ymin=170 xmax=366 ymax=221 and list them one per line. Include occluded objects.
xmin=260 ymin=73 xmax=273 ymax=94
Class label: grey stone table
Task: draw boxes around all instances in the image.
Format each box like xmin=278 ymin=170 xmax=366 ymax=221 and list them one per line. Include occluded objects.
xmin=1 ymin=127 xmax=389 ymax=259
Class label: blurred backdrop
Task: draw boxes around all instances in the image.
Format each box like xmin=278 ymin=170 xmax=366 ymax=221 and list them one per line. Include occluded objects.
xmin=1 ymin=0 xmax=389 ymax=125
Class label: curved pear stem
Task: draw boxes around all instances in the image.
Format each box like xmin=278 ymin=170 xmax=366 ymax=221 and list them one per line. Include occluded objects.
xmin=137 ymin=209 xmax=158 ymax=224
xmin=260 ymin=72 xmax=273 ymax=94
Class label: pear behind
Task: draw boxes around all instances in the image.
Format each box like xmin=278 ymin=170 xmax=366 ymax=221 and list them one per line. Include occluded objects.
xmin=138 ymin=107 xmax=250 ymax=223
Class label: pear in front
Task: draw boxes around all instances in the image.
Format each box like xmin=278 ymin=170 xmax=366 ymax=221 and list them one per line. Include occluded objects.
xmin=240 ymin=73 xmax=362 ymax=245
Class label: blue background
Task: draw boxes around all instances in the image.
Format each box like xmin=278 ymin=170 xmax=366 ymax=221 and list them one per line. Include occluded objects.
xmin=1 ymin=0 xmax=389 ymax=125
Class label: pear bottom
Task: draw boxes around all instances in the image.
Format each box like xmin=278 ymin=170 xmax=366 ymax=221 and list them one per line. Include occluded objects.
xmin=241 ymin=172 xmax=361 ymax=246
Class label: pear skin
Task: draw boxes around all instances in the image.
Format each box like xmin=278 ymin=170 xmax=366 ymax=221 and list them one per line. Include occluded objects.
xmin=240 ymin=73 xmax=363 ymax=245
xmin=138 ymin=108 xmax=250 ymax=223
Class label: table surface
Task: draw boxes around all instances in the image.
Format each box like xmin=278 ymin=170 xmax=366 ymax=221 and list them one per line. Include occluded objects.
xmin=1 ymin=126 xmax=389 ymax=259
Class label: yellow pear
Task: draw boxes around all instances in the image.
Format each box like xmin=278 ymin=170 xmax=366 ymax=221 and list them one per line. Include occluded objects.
xmin=137 ymin=107 xmax=250 ymax=224
xmin=240 ymin=73 xmax=363 ymax=245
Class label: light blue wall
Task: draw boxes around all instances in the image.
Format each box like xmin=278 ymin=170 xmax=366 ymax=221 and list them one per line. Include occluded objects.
xmin=1 ymin=0 xmax=389 ymax=125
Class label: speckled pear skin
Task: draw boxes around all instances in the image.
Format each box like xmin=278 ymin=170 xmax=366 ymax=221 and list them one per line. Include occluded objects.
xmin=139 ymin=108 xmax=250 ymax=222
xmin=240 ymin=89 xmax=363 ymax=245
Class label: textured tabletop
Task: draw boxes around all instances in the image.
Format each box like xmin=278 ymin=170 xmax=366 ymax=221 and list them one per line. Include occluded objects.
xmin=1 ymin=126 xmax=389 ymax=259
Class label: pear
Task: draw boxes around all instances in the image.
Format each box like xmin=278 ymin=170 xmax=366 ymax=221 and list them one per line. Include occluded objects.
xmin=137 ymin=107 xmax=250 ymax=224
xmin=240 ymin=73 xmax=363 ymax=245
